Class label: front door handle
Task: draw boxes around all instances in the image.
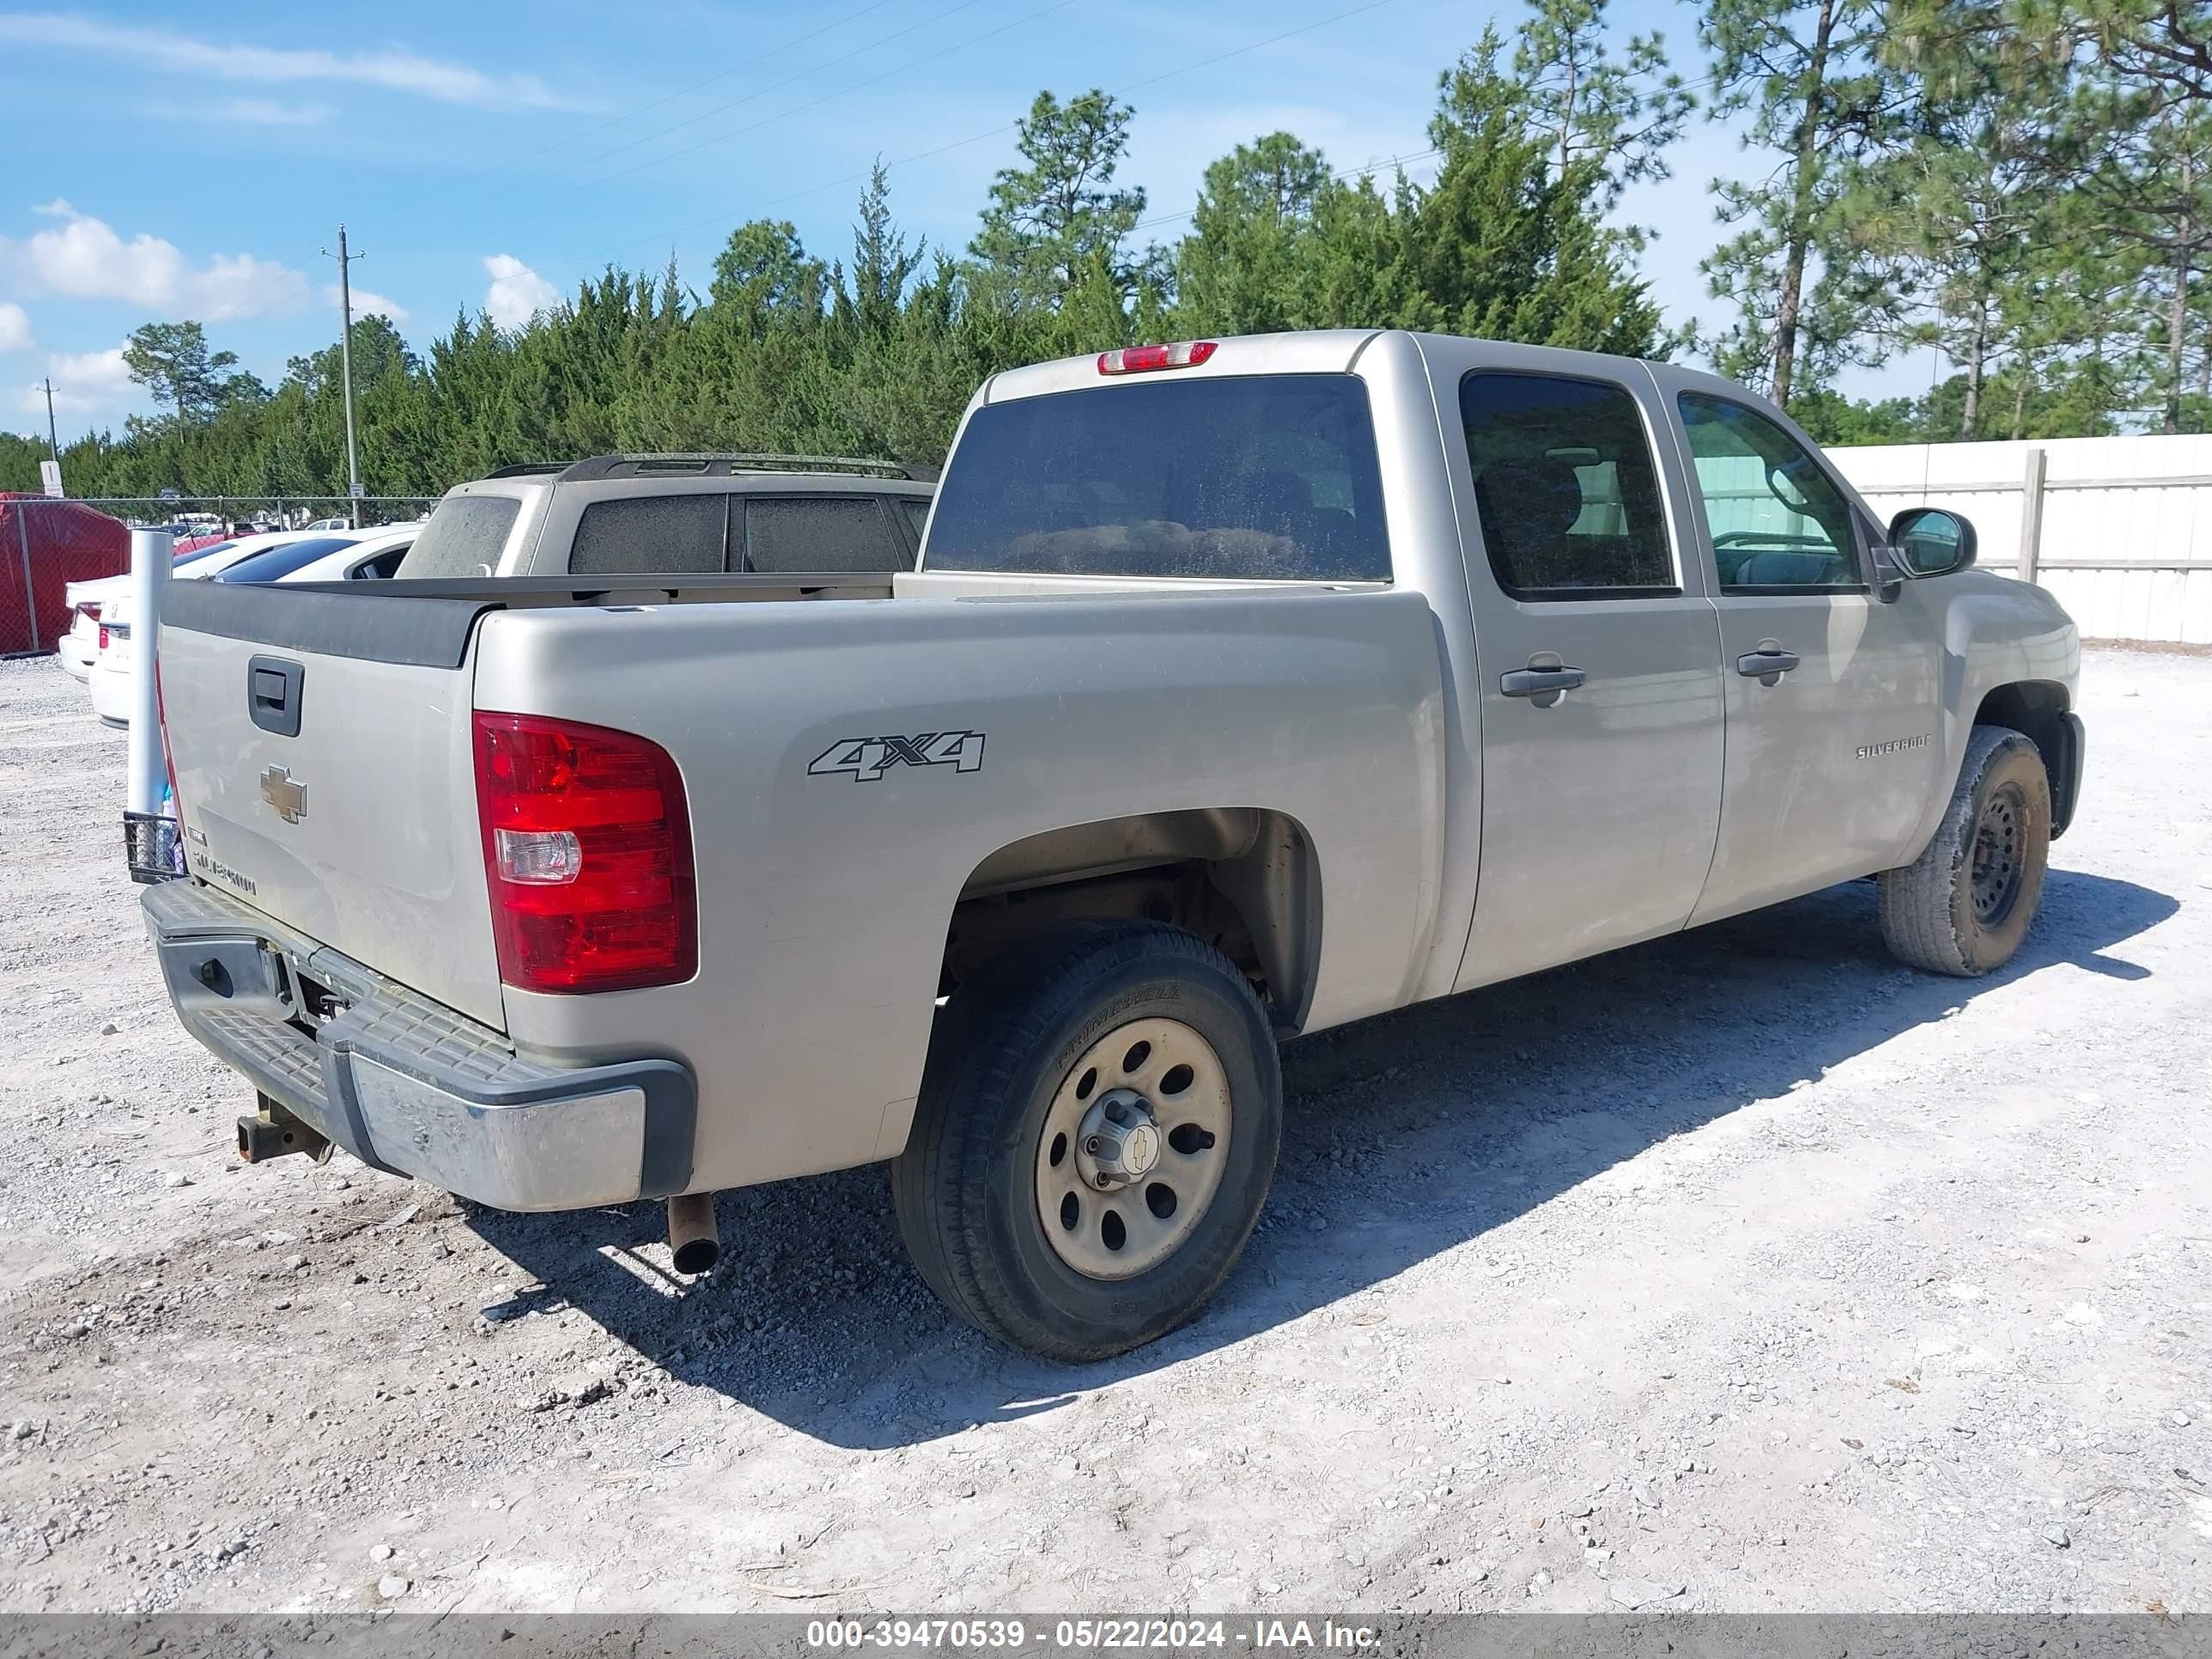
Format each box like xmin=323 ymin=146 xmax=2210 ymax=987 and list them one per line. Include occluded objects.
xmin=1735 ymin=646 xmax=1802 ymax=686
xmin=1500 ymin=665 xmax=1586 ymax=707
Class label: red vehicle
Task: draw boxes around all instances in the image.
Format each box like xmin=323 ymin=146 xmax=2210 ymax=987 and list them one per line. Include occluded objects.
xmin=0 ymin=495 xmax=129 ymax=656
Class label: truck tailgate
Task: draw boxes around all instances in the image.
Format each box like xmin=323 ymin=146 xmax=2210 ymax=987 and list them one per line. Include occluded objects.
xmin=157 ymin=581 xmax=507 ymax=1030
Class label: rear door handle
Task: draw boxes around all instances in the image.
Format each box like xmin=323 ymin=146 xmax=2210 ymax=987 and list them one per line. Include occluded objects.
xmin=1499 ymin=665 xmax=1586 ymax=706
xmin=1735 ymin=647 xmax=1801 ymax=685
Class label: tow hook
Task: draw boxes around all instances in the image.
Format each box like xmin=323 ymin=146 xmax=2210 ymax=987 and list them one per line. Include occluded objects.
xmin=237 ymin=1093 xmax=332 ymax=1164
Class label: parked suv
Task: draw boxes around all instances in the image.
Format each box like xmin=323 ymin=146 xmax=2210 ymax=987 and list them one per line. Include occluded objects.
xmin=392 ymin=453 xmax=935 ymax=579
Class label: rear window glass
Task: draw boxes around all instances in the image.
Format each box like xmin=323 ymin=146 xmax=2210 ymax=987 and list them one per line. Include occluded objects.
xmin=568 ymin=495 xmax=727 ymax=575
xmin=1461 ymin=373 xmax=1676 ymax=596
xmin=397 ymin=495 xmax=523 ymax=578
xmin=213 ymin=537 xmax=362 ymax=584
xmin=926 ymin=375 xmax=1389 ymax=581
xmin=899 ymin=497 xmax=930 ymax=540
xmin=744 ymin=498 xmax=908 ymax=572
xmin=172 ymin=540 xmax=234 ymax=568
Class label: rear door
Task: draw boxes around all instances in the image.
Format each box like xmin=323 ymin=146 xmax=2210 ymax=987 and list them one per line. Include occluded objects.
xmin=157 ymin=582 xmax=506 ymax=1028
xmin=1439 ymin=349 xmax=1729 ymax=992
xmin=1660 ymin=383 xmax=1943 ymax=922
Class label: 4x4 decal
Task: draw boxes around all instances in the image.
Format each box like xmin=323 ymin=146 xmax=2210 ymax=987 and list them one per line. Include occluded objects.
xmin=808 ymin=730 xmax=985 ymax=783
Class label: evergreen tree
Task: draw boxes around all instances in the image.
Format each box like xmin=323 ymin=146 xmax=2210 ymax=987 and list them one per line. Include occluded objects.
xmin=970 ymin=90 xmax=1149 ymax=309
xmin=1698 ymin=0 xmax=1900 ymax=408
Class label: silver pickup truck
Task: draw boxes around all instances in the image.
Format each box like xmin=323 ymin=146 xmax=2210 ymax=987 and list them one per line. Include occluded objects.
xmin=146 ymin=329 xmax=2084 ymax=1361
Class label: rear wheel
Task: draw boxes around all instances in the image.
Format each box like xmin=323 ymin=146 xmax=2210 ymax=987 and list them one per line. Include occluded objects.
xmin=892 ymin=922 xmax=1280 ymax=1362
xmin=1879 ymin=725 xmax=2051 ymax=976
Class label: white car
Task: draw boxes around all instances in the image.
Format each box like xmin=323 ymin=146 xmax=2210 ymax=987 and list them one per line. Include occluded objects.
xmin=210 ymin=527 xmax=413 ymax=586
xmin=60 ymin=540 xmax=252 ymax=684
xmin=85 ymin=532 xmax=359 ymax=725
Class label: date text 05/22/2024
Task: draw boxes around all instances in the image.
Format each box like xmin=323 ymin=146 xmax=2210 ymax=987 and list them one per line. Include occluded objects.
xmin=803 ymin=1620 xmax=1381 ymax=1651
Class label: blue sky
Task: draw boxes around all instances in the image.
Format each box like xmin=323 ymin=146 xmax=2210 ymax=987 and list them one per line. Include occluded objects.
xmin=0 ymin=0 xmax=1923 ymax=444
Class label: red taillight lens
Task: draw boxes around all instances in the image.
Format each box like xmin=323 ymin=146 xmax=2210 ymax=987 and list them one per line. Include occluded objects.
xmin=1097 ymin=340 xmax=1217 ymax=374
xmin=98 ymin=624 xmax=110 ymax=650
xmin=472 ymin=712 xmax=696 ymax=994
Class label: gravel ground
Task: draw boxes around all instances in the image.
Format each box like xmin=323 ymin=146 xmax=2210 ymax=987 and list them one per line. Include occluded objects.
xmin=0 ymin=647 xmax=2206 ymax=1618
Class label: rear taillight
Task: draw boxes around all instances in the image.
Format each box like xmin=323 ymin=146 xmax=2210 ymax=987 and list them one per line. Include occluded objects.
xmin=1097 ymin=340 xmax=1217 ymax=374
xmin=82 ymin=602 xmax=101 ymax=621
xmin=472 ymin=712 xmax=697 ymax=994
xmin=98 ymin=624 xmax=109 ymax=650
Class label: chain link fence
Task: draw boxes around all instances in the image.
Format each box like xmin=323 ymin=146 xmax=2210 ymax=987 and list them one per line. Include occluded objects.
xmin=3 ymin=495 xmax=441 ymax=657
xmin=83 ymin=494 xmax=441 ymax=531
xmin=2 ymin=495 xmax=128 ymax=656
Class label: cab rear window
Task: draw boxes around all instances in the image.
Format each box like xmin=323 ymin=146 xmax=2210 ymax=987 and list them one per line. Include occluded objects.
xmin=926 ymin=375 xmax=1389 ymax=581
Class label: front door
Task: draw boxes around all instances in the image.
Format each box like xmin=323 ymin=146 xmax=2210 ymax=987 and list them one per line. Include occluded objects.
xmin=1664 ymin=388 xmax=1944 ymax=924
xmin=1444 ymin=356 xmax=1729 ymax=993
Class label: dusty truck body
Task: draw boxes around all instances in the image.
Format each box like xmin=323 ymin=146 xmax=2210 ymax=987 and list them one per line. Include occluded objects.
xmin=146 ymin=330 xmax=2084 ymax=1359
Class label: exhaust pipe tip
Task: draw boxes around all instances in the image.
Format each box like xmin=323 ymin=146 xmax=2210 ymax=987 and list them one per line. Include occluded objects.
xmin=666 ymin=1192 xmax=720 ymax=1276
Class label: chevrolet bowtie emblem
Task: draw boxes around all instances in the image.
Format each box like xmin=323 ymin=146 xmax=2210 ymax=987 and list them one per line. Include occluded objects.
xmin=259 ymin=764 xmax=307 ymax=824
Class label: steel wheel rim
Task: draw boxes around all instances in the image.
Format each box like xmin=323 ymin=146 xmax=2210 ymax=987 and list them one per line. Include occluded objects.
xmin=1034 ymin=1017 xmax=1232 ymax=1281
xmin=1971 ymin=782 xmax=2027 ymax=924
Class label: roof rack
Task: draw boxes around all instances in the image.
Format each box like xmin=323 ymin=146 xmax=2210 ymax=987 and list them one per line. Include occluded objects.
xmin=550 ymin=453 xmax=933 ymax=483
xmin=481 ymin=461 xmax=568 ymax=479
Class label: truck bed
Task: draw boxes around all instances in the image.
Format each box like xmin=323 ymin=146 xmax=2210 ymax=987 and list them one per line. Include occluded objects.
xmin=155 ymin=570 xmax=1444 ymax=1193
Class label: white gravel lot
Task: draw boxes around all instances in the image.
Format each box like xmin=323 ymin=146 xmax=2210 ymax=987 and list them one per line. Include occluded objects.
xmin=0 ymin=645 xmax=2205 ymax=1618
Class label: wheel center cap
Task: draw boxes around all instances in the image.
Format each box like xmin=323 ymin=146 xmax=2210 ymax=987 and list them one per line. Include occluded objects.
xmin=1076 ymin=1090 xmax=1162 ymax=1188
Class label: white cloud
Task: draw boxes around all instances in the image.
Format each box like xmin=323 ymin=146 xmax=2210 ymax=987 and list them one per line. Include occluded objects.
xmin=0 ymin=13 xmax=582 ymax=110
xmin=329 ymin=283 xmax=408 ymax=325
xmin=483 ymin=254 xmax=557 ymax=331
xmin=1 ymin=202 xmax=307 ymax=319
xmin=0 ymin=301 xmax=30 ymax=352
xmin=23 ymin=344 xmax=131 ymax=416
xmin=212 ymin=97 xmax=331 ymax=127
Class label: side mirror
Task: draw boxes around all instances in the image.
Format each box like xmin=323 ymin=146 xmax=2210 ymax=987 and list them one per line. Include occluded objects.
xmin=1887 ymin=507 xmax=1978 ymax=578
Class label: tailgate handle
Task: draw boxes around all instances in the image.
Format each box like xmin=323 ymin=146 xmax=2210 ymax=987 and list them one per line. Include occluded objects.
xmin=247 ymin=655 xmax=305 ymax=738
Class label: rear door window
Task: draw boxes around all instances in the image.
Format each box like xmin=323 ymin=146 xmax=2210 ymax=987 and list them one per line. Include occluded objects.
xmin=925 ymin=375 xmax=1390 ymax=580
xmin=396 ymin=495 xmax=522 ymax=578
xmin=1460 ymin=372 xmax=1677 ymax=598
xmin=568 ymin=495 xmax=728 ymax=575
xmin=742 ymin=497 xmax=908 ymax=572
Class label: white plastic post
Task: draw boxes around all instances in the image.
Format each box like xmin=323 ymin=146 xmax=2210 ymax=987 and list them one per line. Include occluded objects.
xmin=125 ymin=528 xmax=173 ymax=817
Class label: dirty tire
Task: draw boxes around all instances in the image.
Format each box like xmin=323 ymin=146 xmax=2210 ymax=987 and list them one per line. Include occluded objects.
xmin=891 ymin=921 xmax=1281 ymax=1363
xmin=1879 ymin=724 xmax=2051 ymax=976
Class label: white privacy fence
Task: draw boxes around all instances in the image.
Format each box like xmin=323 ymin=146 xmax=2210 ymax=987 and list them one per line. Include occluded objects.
xmin=1828 ymin=434 xmax=2212 ymax=645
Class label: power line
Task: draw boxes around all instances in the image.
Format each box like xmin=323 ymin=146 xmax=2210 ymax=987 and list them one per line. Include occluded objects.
xmin=453 ymin=0 xmax=908 ymax=190
xmin=508 ymin=0 xmax=1398 ymax=302
xmin=580 ymin=0 xmax=1068 ymax=191
xmin=140 ymin=3 xmax=1003 ymax=337
xmin=1129 ymin=145 xmax=1443 ymax=237
xmin=568 ymin=0 xmax=994 ymax=187
xmin=200 ymin=253 xmax=319 ymax=326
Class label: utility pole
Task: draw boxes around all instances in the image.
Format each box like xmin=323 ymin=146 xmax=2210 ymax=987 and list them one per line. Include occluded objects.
xmin=41 ymin=379 xmax=58 ymax=463
xmin=320 ymin=225 xmax=364 ymax=528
